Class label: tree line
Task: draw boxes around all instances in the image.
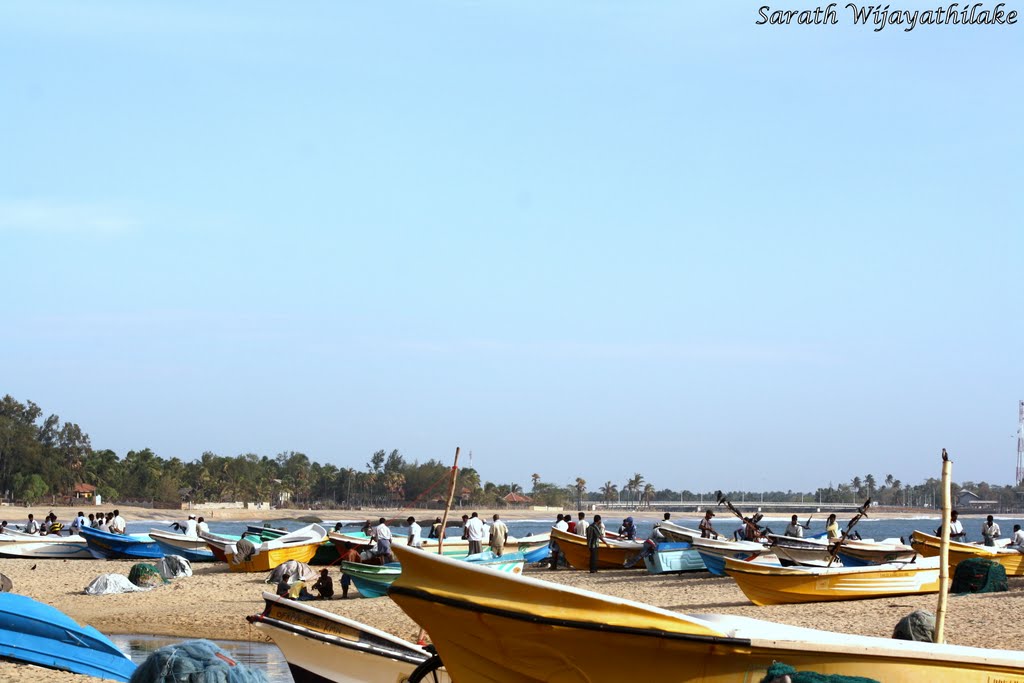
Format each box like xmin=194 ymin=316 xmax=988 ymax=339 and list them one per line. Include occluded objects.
xmin=1 ymin=395 xmax=1021 ymax=511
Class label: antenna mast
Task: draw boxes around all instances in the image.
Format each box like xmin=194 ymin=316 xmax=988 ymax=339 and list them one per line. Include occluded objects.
xmin=1017 ymin=400 xmax=1024 ymax=487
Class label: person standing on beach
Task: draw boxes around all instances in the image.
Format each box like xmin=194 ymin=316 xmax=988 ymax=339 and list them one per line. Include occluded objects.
xmin=936 ymin=510 xmax=967 ymax=542
xmin=784 ymin=515 xmax=804 ymax=538
xmin=407 ymin=516 xmax=423 ymax=549
xmin=699 ymin=510 xmax=718 ymax=539
xmin=429 ymin=517 xmax=443 ymax=539
xmin=490 ymin=514 xmax=508 ymax=557
xmin=197 ymin=517 xmax=210 ymax=534
xmin=465 ymin=512 xmax=486 ymax=555
xmin=460 ymin=514 xmax=470 ymax=540
xmin=373 ymin=518 xmax=393 ymax=562
xmin=825 ymin=514 xmax=840 ymax=540
xmin=981 ymin=516 xmax=1001 ymax=547
xmin=586 ymin=514 xmax=604 ymax=573
xmin=575 ymin=512 xmax=589 ymax=539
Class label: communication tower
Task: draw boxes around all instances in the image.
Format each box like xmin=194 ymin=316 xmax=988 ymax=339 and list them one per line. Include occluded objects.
xmin=1017 ymin=400 xmax=1024 ymax=486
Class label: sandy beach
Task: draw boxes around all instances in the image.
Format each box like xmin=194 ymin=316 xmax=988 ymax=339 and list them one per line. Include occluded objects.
xmin=2 ymin=505 xmax=1022 ymax=681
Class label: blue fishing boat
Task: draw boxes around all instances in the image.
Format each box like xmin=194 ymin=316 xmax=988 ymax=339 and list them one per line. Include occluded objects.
xmin=643 ymin=542 xmax=706 ymax=574
xmin=80 ymin=527 xmax=164 ymax=560
xmin=148 ymin=528 xmax=216 ymax=562
xmin=0 ymin=593 xmax=136 ymax=681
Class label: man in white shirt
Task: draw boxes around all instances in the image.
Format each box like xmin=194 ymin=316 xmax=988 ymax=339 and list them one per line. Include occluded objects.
xmin=197 ymin=517 xmax=210 ymax=535
xmin=406 ymin=516 xmax=423 ymax=548
xmin=110 ymin=509 xmax=127 ymax=535
xmin=183 ymin=514 xmax=199 ymax=537
xmin=70 ymin=511 xmax=86 ymax=535
xmin=489 ymin=514 xmax=509 ymax=557
xmin=1010 ymin=524 xmax=1024 ymax=553
xmin=575 ymin=512 xmax=589 ymax=538
xmin=784 ymin=515 xmax=804 ymax=538
xmin=465 ymin=512 xmax=486 ymax=555
xmin=373 ymin=518 xmax=393 ymax=561
xmin=937 ymin=510 xmax=966 ymax=542
xmin=981 ymin=515 xmax=1001 ymax=547
xmin=25 ymin=514 xmax=39 ymax=534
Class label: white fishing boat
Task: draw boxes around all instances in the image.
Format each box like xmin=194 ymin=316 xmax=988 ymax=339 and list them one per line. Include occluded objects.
xmin=0 ymin=531 xmax=92 ymax=559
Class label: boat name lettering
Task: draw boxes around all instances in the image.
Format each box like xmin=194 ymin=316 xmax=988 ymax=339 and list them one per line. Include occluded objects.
xmin=267 ymin=604 xmax=359 ymax=641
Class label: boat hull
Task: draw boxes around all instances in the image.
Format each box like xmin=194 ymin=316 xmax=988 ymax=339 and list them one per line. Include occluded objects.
xmin=226 ymin=543 xmax=319 ymax=572
xmin=388 ymin=545 xmax=1024 ymax=683
xmin=725 ymin=556 xmax=942 ymax=606
xmin=911 ymin=531 xmax=1024 ymax=576
xmin=644 ymin=543 xmax=706 ymax=574
xmin=148 ymin=529 xmax=216 ymax=562
xmin=79 ymin=528 xmax=164 ymax=560
xmin=0 ymin=535 xmax=92 ymax=559
xmin=550 ymin=528 xmax=644 ymax=570
xmin=328 ymin=530 xmax=550 ymax=563
xmin=341 ymin=562 xmax=401 ymax=598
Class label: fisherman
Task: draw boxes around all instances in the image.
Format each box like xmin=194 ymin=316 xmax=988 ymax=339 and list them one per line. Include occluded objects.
xmin=110 ymin=509 xmax=127 ymax=535
xmin=25 ymin=513 xmax=39 ymax=534
xmin=575 ymin=512 xmax=589 ymax=539
xmin=407 ymin=516 xmax=423 ymax=549
xmin=465 ymin=512 xmax=486 ymax=555
xmin=1009 ymin=524 xmax=1024 ymax=554
xmin=618 ymin=517 xmax=637 ymax=541
xmin=936 ymin=510 xmax=967 ymax=542
xmin=784 ymin=515 xmax=804 ymax=539
xmin=549 ymin=514 xmax=568 ymax=570
xmin=825 ymin=513 xmax=840 ymax=540
xmin=337 ymin=542 xmax=362 ymax=598
xmin=981 ymin=515 xmax=1001 ymax=547
xmin=372 ymin=518 xmax=393 ymax=562
xmin=311 ymin=568 xmax=334 ymax=600
xmin=429 ymin=517 xmax=444 ymax=539
xmin=699 ymin=510 xmax=718 ymax=539
xmin=743 ymin=514 xmax=766 ymax=542
xmin=197 ymin=517 xmax=210 ymax=535
xmin=70 ymin=511 xmax=86 ymax=535
xmin=586 ymin=514 xmax=604 ymax=573
xmin=490 ymin=514 xmax=509 ymax=557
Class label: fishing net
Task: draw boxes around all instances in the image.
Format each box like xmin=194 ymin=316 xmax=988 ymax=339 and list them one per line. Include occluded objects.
xmin=129 ymin=563 xmax=168 ymax=588
xmin=761 ymin=663 xmax=879 ymax=683
xmin=951 ymin=557 xmax=1008 ymax=594
xmin=129 ymin=639 xmax=268 ymax=683
xmin=157 ymin=554 xmax=193 ymax=579
xmin=266 ymin=559 xmax=316 ymax=585
xmin=892 ymin=610 xmax=935 ymax=642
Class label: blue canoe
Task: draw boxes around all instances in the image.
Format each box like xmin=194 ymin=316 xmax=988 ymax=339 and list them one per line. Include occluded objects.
xmin=80 ymin=527 xmax=165 ymax=560
xmin=0 ymin=592 xmax=136 ymax=681
xmin=643 ymin=542 xmax=707 ymax=574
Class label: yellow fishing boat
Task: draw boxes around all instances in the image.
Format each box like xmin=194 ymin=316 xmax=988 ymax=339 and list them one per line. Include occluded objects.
xmin=724 ymin=555 xmax=941 ymax=606
xmin=549 ymin=527 xmax=644 ymax=570
xmin=223 ymin=524 xmax=325 ymax=572
xmin=911 ymin=530 xmax=1024 ymax=575
xmin=388 ymin=544 xmax=1024 ymax=682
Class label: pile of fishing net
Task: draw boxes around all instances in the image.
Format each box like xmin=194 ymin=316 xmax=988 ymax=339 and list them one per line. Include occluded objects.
xmin=129 ymin=563 xmax=168 ymax=588
xmin=952 ymin=557 xmax=1008 ymax=594
xmin=893 ymin=610 xmax=934 ymax=642
xmin=129 ymin=639 xmax=268 ymax=682
xmin=85 ymin=574 xmax=151 ymax=594
xmin=266 ymin=559 xmax=316 ymax=585
xmin=157 ymin=554 xmax=193 ymax=580
xmin=761 ymin=663 xmax=879 ymax=683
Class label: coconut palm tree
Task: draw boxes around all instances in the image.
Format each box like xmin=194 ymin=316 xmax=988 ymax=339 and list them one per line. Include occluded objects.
xmin=574 ymin=477 xmax=587 ymax=509
xmin=601 ymin=481 xmax=618 ymax=504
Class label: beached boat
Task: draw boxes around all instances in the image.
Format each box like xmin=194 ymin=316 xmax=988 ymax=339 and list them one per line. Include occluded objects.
xmin=388 ymin=545 xmax=1024 ymax=682
xmin=223 ymin=524 xmax=327 ymax=572
xmin=910 ymin=530 xmax=1024 ymax=575
xmin=327 ymin=530 xmax=551 ymax=563
xmin=725 ymin=555 xmax=942 ymax=606
xmin=0 ymin=592 xmax=137 ymax=681
xmin=0 ymin=531 xmax=92 ymax=559
xmin=655 ymin=521 xmax=708 ymax=544
xmin=246 ymin=591 xmax=447 ymax=682
xmin=685 ymin=536 xmax=773 ymax=576
xmin=79 ymin=527 xmax=164 ymax=560
xmin=767 ymin=534 xmax=838 ymax=567
xmin=643 ymin=542 xmax=706 ymax=574
xmin=835 ymin=538 xmax=918 ymax=567
xmin=148 ymin=528 xmax=216 ymax=562
xmin=550 ymin=527 xmax=644 ymax=570
xmin=341 ymin=561 xmax=401 ymax=598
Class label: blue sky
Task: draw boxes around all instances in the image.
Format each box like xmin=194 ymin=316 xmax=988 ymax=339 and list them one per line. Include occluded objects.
xmin=2 ymin=1 xmax=1021 ymax=494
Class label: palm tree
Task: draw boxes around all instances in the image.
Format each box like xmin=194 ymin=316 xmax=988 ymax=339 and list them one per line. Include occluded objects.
xmin=642 ymin=483 xmax=655 ymax=508
xmin=864 ymin=474 xmax=876 ymax=499
xmin=600 ymin=481 xmax=618 ymax=504
xmin=626 ymin=473 xmax=645 ymax=508
xmin=574 ymin=478 xmax=587 ymax=509
xmin=531 ymin=473 xmax=541 ymax=492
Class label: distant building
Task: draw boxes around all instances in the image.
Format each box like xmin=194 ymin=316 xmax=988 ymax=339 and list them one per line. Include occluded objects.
xmin=955 ymin=490 xmax=998 ymax=510
xmin=72 ymin=483 xmax=97 ymax=501
xmin=502 ymin=492 xmax=533 ymax=507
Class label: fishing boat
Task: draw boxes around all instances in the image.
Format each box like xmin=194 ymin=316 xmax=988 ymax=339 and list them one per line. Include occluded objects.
xmin=835 ymin=538 xmax=918 ymax=567
xmin=767 ymin=534 xmax=838 ymax=567
xmin=0 ymin=531 xmax=92 ymax=559
xmin=342 ymin=550 xmax=528 ymax=598
xmin=910 ymin=530 xmax=1024 ymax=576
xmin=655 ymin=521 xmax=708 ymax=544
xmin=643 ymin=542 xmax=706 ymax=574
xmin=246 ymin=591 xmax=447 ymax=682
xmin=549 ymin=527 xmax=644 ymax=570
xmin=692 ymin=536 xmax=779 ymax=576
xmin=388 ymin=545 xmax=1024 ymax=682
xmin=223 ymin=524 xmax=327 ymax=572
xmin=725 ymin=555 xmax=942 ymax=606
xmin=327 ymin=530 xmax=551 ymax=563
xmin=148 ymin=528 xmax=216 ymax=562
xmin=79 ymin=527 xmax=164 ymax=560
xmin=0 ymin=592 xmax=137 ymax=682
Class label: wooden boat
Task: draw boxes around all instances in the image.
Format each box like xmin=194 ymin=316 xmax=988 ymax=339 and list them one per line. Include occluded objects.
xmin=767 ymin=534 xmax=838 ymax=567
xmin=148 ymin=528 xmax=216 ymax=562
xmin=341 ymin=561 xmax=401 ymax=598
xmin=0 ymin=532 xmax=92 ymax=559
xmin=0 ymin=592 xmax=137 ymax=681
xmin=835 ymin=539 xmax=918 ymax=567
xmin=911 ymin=530 xmax=1024 ymax=576
xmin=725 ymin=555 xmax=942 ymax=606
xmin=550 ymin=527 xmax=644 ymax=570
xmin=328 ymin=530 xmax=551 ymax=563
xmin=644 ymin=542 xmax=706 ymax=574
xmin=689 ymin=536 xmax=772 ymax=576
xmin=79 ymin=527 xmax=164 ymax=560
xmin=388 ymin=545 xmax=1024 ymax=683
xmin=223 ymin=524 xmax=326 ymax=572
xmin=246 ymin=591 xmax=447 ymax=682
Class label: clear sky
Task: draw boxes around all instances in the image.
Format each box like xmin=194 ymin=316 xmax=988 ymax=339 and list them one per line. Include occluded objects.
xmin=2 ymin=1 xmax=1021 ymax=495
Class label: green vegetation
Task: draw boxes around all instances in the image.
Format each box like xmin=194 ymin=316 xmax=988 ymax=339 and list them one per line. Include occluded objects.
xmin=1 ymin=395 xmax=1021 ymax=510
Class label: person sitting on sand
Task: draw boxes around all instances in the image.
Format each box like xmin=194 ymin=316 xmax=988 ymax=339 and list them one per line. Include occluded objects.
xmin=311 ymin=569 xmax=334 ymax=600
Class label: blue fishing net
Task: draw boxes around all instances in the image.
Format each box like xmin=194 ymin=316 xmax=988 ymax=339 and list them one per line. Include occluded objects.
xmin=129 ymin=639 xmax=268 ymax=683
xmin=761 ymin=662 xmax=879 ymax=683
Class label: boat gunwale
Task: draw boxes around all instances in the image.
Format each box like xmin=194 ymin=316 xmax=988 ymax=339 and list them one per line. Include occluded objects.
xmin=247 ymin=616 xmax=430 ymax=666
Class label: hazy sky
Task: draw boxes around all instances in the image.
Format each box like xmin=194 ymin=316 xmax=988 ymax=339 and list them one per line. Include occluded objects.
xmin=3 ymin=2 xmax=1021 ymax=495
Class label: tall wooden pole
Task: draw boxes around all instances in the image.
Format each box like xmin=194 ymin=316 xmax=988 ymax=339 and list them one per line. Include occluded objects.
xmin=437 ymin=447 xmax=460 ymax=557
xmin=935 ymin=448 xmax=952 ymax=644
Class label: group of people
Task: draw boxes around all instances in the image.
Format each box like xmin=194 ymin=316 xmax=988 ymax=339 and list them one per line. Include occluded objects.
xmin=171 ymin=514 xmax=210 ymax=537
xmin=1 ymin=510 xmax=128 ymax=536
xmin=942 ymin=511 xmax=1024 ymax=551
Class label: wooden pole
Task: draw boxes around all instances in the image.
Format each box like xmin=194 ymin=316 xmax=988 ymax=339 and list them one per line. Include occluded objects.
xmin=935 ymin=448 xmax=952 ymax=644
xmin=437 ymin=447 xmax=460 ymax=557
